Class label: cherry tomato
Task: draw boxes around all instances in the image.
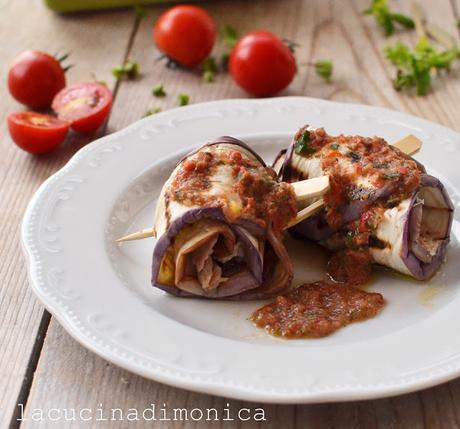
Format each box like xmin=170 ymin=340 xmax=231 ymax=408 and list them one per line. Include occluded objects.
xmin=153 ymin=5 xmax=216 ymax=67
xmin=229 ymin=31 xmax=297 ymax=97
xmin=8 ymin=112 xmax=69 ymax=154
xmin=52 ymin=83 xmax=112 ymax=134
xmin=8 ymin=51 xmax=66 ymax=109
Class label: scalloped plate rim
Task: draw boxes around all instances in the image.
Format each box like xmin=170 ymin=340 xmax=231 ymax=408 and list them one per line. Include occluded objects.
xmin=21 ymin=96 xmax=460 ymax=403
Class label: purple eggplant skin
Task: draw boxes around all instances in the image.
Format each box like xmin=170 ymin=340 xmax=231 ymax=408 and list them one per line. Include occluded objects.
xmin=182 ymin=136 xmax=267 ymax=167
xmin=274 ymin=142 xmax=391 ymax=241
xmin=152 ymin=137 xmax=293 ymax=300
xmin=272 ymin=149 xmax=287 ymax=175
xmin=303 ymin=175 xmax=454 ymax=281
xmin=402 ymin=174 xmax=454 ymax=280
xmin=276 ymin=133 xmax=427 ymax=240
xmin=152 ymin=208 xmax=259 ymax=299
xmin=278 ymin=141 xmax=296 ymax=182
xmin=152 ymin=207 xmax=292 ymax=300
xmin=276 ymin=131 xmax=454 ymax=280
xmin=289 ymin=183 xmax=395 ymax=242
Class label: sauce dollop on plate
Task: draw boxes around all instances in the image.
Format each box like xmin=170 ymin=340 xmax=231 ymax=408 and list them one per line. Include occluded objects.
xmin=250 ymin=281 xmax=384 ymax=338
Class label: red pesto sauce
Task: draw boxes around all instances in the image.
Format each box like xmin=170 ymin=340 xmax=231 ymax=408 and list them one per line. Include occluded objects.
xmin=250 ymin=127 xmax=417 ymax=339
xmin=170 ymin=146 xmax=297 ymax=232
xmin=250 ymin=281 xmax=384 ymax=339
xmin=293 ymin=127 xmax=423 ymax=286
xmin=327 ymin=249 xmax=374 ymax=286
xmin=294 ymin=127 xmax=422 ymax=231
xmin=327 ymin=208 xmax=387 ymax=286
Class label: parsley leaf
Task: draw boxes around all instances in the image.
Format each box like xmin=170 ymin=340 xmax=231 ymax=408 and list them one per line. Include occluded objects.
xmin=201 ymin=57 xmax=218 ymax=82
xmin=363 ymin=0 xmax=414 ymax=36
xmin=178 ymin=94 xmax=190 ymax=106
xmin=152 ymin=84 xmax=166 ymax=97
xmin=112 ymin=61 xmax=140 ymax=80
xmin=220 ymin=25 xmax=238 ymax=71
xmin=390 ymin=13 xmax=415 ymax=30
xmin=385 ymin=38 xmax=459 ymax=95
xmin=143 ymin=107 xmax=161 ymax=117
xmin=344 ymin=231 xmax=358 ymax=249
xmin=314 ymin=60 xmax=333 ymax=83
xmin=381 ymin=171 xmax=400 ymax=180
xmin=222 ymin=25 xmax=238 ymax=48
xmin=294 ymin=130 xmax=314 ymax=155
xmin=202 ymin=71 xmax=214 ymax=82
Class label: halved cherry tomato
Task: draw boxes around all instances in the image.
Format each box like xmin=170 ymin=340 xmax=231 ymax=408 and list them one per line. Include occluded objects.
xmin=52 ymin=83 xmax=112 ymax=134
xmin=8 ymin=51 xmax=66 ymax=109
xmin=8 ymin=112 xmax=69 ymax=154
xmin=153 ymin=5 xmax=216 ymax=67
xmin=229 ymin=31 xmax=297 ymax=97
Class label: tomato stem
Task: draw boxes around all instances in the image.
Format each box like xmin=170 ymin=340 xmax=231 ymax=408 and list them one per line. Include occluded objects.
xmin=53 ymin=51 xmax=72 ymax=74
xmin=56 ymin=52 xmax=71 ymax=63
xmin=155 ymin=53 xmax=189 ymax=70
xmin=282 ymin=38 xmax=300 ymax=53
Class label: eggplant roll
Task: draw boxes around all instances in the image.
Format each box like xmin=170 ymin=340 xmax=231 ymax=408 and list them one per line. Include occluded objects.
xmin=152 ymin=136 xmax=296 ymax=299
xmin=277 ymin=126 xmax=454 ymax=280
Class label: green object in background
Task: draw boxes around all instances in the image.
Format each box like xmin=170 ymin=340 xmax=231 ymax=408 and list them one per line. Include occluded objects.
xmin=44 ymin=0 xmax=182 ymax=13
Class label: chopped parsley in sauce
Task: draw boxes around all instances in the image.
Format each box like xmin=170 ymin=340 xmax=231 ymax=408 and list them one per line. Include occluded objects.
xmin=294 ymin=128 xmax=314 ymax=155
xmin=294 ymin=128 xmax=422 ymax=232
xmin=251 ymin=281 xmax=384 ymax=338
xmin=250 ymin=127 xmax=424 ymax=340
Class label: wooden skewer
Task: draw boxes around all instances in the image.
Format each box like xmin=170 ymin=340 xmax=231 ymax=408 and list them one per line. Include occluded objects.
xmin=115 ymin=228 xmax=155 ymax=242
xmin=279 ymin=134 xmax=422 ymax=228
xmin=116 ymin=177 xmax=329 ymax=242
xmin=287 ymin=198 xmax=325 ymax=229
xmin=392 ymin=134 xmax=422 ymax=156
xmin=291 ymin=176 xmax=329 ymax=202
xmin=116 ymin=135 xmax=423 ymax=242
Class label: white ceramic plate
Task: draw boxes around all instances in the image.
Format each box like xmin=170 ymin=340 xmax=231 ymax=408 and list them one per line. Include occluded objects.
xmin=22 ymin=97 xmax=460 ymax=403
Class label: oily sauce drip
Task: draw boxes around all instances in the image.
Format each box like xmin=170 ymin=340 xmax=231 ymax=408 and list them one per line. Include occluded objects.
xmin=326 ymin=249 xmax=373 ymax=286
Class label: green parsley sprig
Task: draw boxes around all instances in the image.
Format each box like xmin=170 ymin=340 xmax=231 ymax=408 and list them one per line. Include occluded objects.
xmin=143 ymin=107 xmax=161 ymax=117
xmin=385 ymin=37 xmax=459 ymax=95
xmin=178 ymin=94 xmax=190 ymax=106
xmin=314 ymin=60 xmax=333 ymax=83
xmin=112 ymin=61 xmax=140 ymax=80
xmin=381 ymin=171 xmax=400 ymax=180
xmin=222 ymin=25 xmax=238 ymax=49
xmin=221 ymin=25 xmax=239 ymax=70
xmin=201 ymin=57 xmax=218 ymax=82
xmin=363 ymin=0 xmax=414 ymax=36
xmin=152 ymin=84 xmax=166 ymax=97
xmin=196 ymin=26 xmax=239 ymax=80
xmin=294 ymin=130 xmax=314 ymax=155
